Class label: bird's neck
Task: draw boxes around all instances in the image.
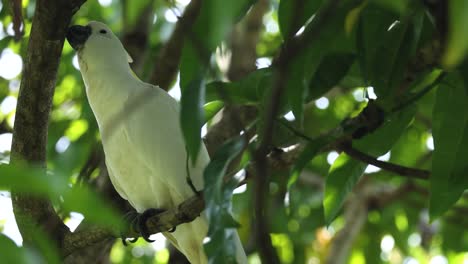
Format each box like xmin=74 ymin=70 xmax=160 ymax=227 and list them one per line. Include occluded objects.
xmin=81 ymin=65 xmax=138 ymax=130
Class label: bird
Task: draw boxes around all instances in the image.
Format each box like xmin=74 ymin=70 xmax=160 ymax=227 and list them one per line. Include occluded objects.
xmin=66 ymin=21 xmax=247 ymax=264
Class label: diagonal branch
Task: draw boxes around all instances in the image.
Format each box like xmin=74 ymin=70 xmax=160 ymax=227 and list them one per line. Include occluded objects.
xmin=339 ymin=144 xmax=430 ymax=180
xmin=149 ymin=0 xmax=202 ymax=90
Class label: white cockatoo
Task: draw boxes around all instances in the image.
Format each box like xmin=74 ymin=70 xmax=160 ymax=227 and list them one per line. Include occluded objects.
xmin=66 ymin=21 xmax=247 ymax=264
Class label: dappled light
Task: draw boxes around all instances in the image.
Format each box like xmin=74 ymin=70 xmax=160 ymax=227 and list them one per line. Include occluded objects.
xmin=0 ymin=0 xmax=467 ymax=263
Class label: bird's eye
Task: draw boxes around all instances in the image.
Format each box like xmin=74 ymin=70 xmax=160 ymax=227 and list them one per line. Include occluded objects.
xmin=99 ymin=29 xmax=107 ymax=34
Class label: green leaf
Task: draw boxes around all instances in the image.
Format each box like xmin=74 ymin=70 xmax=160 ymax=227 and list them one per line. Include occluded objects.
xmin=0 ymin=234 xmax=35 ymax=264
xmin=430 ymin=73 xmax=468 ymax=219
xmin=285 ymin=0 xmax=358 ymax=122
xmin=324 ymin=154 xmax=367 ymax=224
xmin=356 ymin=5 xmax=398 ymax=85
xmin=193 ymin=0 xmax=255 ymax=50
xmin=443 ymin=0 xmax=468 ymax=67
xmin=0 ymin=164 xmax=123 ymax=231
xmin=353 ymin=103 xmax=417 ymax=155
xmin=62 ymin=186 xmax=123 ymax=230
xmin=286 ymin=55 xmax=308 ymax=122
xmin=204 ymin=101 xmax=224 ymax=123
xmin=278 ymin=0 xmax=323 ymax=38
xmin=177 ymin=0 xmax=254 ymax=88
xmin=367 ymin=12 xmax=424 ymax=98
xmin=205 ymin=68 xmax=272 ymax=104
xmin=180 ymin=77 xmax=206 ymax=164
xmin=203 ymin=136 xmax=245 ymax=263
xmin=0 ymin=36 xmax=13 ymax=51
xmin=180 ymin=43 xmax=207 ymax=90
xmin=370 ymin=0 xmax=408 ymax=14
xmin=288 ymin=136 xmax=331 ymax=189
xmin=324 ymin=104 xmax=416 ymax=223
xmin=308 ymin=52 xmax=356 ymax=100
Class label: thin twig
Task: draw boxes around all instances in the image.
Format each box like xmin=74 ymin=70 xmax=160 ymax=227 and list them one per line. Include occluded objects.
xmin=391 ymin=72 xmax=446 ymax=113
xmin=277 ymin=116 xmax=431 ymax=180
xmin=339 ymin=144 xmax=430 ymax=180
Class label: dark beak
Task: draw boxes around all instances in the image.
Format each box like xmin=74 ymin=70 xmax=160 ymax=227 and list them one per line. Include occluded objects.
xmin=66 ymin=25 xmax=91 ymax=50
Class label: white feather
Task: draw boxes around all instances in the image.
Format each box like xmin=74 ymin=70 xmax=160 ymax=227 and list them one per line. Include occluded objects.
xmin=76 ymin=21 xmax=247 ymax=264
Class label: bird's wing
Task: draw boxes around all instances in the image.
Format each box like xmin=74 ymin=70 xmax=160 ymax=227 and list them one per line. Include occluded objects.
xmin=123 ymin=83 xmax=206 ymax=205
xmin=106 ymin=158 xmax=129 ymax=201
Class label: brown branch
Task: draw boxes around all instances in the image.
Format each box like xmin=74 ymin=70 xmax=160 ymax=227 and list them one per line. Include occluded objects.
xmin=325 ymin=192 xmax=367 ymax=264
xmin=149 ymin=0 xmax=202 ymax=90
xmin=62 ymin=194 xmax=205 ymax=256
xmin=227 ymin=0 xmax=269 ymax=80
xmin=340 ymin=144 xmax=430 ymax=180
xmin=326 ymin=181 xmax=413 ymax=264
xmin=10 ymin=0 xmax=85 ymax=253
xmin=253 ymin=1 xmax=342 ymax=263
xmin=121 ymin=0 xmax=155 ymax=73
xmin=10 ymin=0 xmax=24 ymax=41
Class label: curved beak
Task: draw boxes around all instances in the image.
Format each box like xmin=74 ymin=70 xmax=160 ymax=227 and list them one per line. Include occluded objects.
xmin=66 ymin=25 xmax=91 ymax=50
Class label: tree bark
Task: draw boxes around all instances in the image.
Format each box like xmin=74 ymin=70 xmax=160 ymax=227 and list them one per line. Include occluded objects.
xmin=11 ymin=0 xmax=85 ymax=251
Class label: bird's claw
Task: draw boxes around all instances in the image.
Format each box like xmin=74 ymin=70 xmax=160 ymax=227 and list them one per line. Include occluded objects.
xmin=121 ymin=208 xmax=176 ymax=245
xmin=121 ymin=211 xmax=140 ymax=246
xmin=137 ymin=208 xmax=165 ymax=242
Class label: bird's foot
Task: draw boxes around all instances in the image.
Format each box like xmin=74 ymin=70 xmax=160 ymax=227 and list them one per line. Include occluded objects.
xmin=121 ymin=208 xmax=177 ymax=245
xmin=135 ymin=208 xmax=162 ymax=242
xmin=121 ymin=211 xmax=139 ymax=246
xmin=186 ymin=176 xmax=202 ymax=196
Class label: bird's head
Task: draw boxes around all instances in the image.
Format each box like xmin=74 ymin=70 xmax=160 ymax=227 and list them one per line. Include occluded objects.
xmin=66 ymin=21 xmax=132 ymax=71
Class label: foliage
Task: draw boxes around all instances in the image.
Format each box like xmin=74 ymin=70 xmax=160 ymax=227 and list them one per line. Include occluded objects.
xmin=0 ymin=0 xmax=467 ymax=263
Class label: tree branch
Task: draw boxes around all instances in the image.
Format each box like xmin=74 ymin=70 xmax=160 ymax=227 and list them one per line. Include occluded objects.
xmin=62 ymin=194 xmax=204 ymax=256
xmin=122 ymin=0 xmax=156 ymax=73
xmin=339 ymin=144 xmax=430 ymax=180
xmin=253 ymin=1 xmax=342 ymax=262
xmin=9 ymin=0 xmax=24 ymax=41
xmin=10 ymin=0 xmax=86 ymax=250
xmin=149 ymin=0 xmax=202 ymax=90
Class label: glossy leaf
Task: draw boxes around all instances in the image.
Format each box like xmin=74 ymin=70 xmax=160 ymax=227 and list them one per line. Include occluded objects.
xmin=286 ymin=54 xmax=308 ymax=122
xmin=430 ymin=73 xmax=468 ymax=219
xmin=443 ymin=0 xmax=468 ymax=67
xmin=324 ymin=154 xmax=367 ymax=224
xmin=288 ymin=135 xmax=332 ymax=189
xmin=0 ymin=164 xmax=123 ymax=230
xmin=356 ymin=5 xmax=398 ymax=85
xmin=179 ymin=0 xmax=255 ymax=161
xmin=192 ymin=0 xmax=255 ymax=51
xmin=204 ymin=100 xmax=224 ymax=123
xmin=285 ymin=0 xmax=357 ymax=122
xmin=367 ymin=11 xmax=424 ymax=98
xmin=180 ymin=77 xmax=206 ymax=164
xmin=278 ymin=0 xmax=323 ymax=38
xmin=0 ymin=234 xmax=35 ymax=264
xmin=203 ymin=136 xmax=246 ymax=263
xmin=308 ymin=52 xmax=356 ymax=100
xmin=324 ymin=104 xmax=416 ymax=223
xmin=205 ymin=68 xmax=272 ymax=104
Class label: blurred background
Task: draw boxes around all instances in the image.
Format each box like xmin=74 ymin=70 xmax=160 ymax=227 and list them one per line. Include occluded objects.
xmin=0 ymin=0 xmax=467 ymax=263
